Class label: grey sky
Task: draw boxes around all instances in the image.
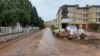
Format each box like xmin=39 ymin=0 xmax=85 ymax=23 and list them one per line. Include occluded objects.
xmin=30 ymin=0 xmax=100 ymax=21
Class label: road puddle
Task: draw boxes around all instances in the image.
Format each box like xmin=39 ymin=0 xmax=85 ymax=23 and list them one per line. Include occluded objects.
xmin=35 ymin=28 xmax=61 ymax=56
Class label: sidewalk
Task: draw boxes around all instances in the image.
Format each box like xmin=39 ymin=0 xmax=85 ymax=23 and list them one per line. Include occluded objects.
xmin=85 ymin=31 xmax=100 ymax=39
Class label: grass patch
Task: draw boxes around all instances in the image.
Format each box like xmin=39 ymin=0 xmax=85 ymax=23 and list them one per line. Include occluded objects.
xmin=96 ymin=29 xmax=100 ymax=33
xmin=50 ymin=25 xmax=58 ymax=32
xmin=88 ymin=29 xmax=100 ymax=33
xmin=71 ymin=39 xmax=100 ymax=47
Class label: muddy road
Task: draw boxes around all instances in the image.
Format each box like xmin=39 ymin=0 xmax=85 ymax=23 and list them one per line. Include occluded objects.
xmin=0 ymin=28 xmax=100 ymax=56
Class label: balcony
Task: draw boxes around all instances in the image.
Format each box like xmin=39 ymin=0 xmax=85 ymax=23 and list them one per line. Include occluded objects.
xmin=61 ymin=19 xmax=83 ymax=24
xmin=61 ymin=18 xmax=72 ymax=23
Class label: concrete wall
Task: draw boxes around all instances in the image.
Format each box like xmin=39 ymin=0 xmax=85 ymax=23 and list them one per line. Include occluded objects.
xmin=0 ymin=27 xmax=39 ymax=43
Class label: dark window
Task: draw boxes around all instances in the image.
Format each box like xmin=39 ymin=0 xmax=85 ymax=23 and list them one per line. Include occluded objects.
xmin=83 ymin=14 xmax=88 ymax=17
xmin=84 ymin=19 xmax=87 ymax=22
xmin=0 ymin=28 xmax=1 ymax=32
xmin=96 ymin=18 xmax=98 ymax=22
xmin=96 ymin=18 xmax=100 ymax=22
xmin=96 ymin=13 xmax=99 ymax=16
xmin=62 ymin=13 xmax=68 ymax=19
xmin=86 ymin=14 xmax=88 ymax=17
xmin=99 ymin=18 xmax=100 ymax=22
xmin=99 ymin=13 xmax=100 ymax=16
xmin=84 ymin=9 xmax=88 ymax=12
xmin=86 ymin=19 xmax=88 ymax=22
xmin=83 ymin=14 xmax=85 ymax=17
xmin=73 ymin=19 xmax=75 ymax=21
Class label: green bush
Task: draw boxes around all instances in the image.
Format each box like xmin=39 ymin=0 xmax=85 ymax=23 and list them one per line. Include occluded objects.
xmin=88 ymin=23 xmax=98 ymax=31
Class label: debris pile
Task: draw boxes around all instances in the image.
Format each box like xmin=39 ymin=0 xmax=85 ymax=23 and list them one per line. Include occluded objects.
xmin=53 ymin=25 xmax=98 ymax=40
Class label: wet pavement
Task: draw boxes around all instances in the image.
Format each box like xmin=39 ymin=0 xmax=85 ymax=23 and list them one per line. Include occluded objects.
xmin=0 ymin=28 xmax=100 ymax=56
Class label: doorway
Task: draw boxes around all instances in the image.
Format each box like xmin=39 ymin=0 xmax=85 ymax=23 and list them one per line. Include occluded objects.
xmin=62 ymin=23 xmax=68 ymax=29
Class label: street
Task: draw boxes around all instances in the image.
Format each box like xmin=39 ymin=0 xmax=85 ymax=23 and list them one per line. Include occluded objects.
xmin=0 ymin=28 xmax=100 ymax=56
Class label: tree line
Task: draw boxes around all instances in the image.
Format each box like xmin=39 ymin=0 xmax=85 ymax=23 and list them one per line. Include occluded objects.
xmin=0 ymin=0 xmax=44 ymax=29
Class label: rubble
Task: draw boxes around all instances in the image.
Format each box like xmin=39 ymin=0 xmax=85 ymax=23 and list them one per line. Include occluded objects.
xmin=53 ymin=29 xmax=98 ymax=40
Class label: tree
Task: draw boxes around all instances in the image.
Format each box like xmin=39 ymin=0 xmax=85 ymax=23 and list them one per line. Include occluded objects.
xmin=18 ymin=0 xmax=31 ymax=27
xmin=30 ymin=6 xmax=39 ymax=27
xmin=0 ymin=0 xmax=19 ymax=27
xmin=0 ymin=0 xmax=44 ymax=30
xmin=30 ymin=6 xmax=44 ymax=28
xmin=88 ymin=23 xmax=98 ymax=31
xmin=37 ymin=17 xmax=44 ymax=29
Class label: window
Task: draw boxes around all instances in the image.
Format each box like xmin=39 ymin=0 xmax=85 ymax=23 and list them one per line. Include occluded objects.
xmin=83 ymin=14 xmax=88 ymax=17
xmin=99 ymin=18 xmax=100 ymax=22
xmin=0 ymin=28 xmax=1 ymax=32
xmin=84 ymin=9 xmax=87 ymax=12
xmin=68 ymin=7 xmax=73 ymax=11
xmin=68 ymin=13 xmax=73 ymax=16
xmin=96 ymin=18 xmax=100 ymax=22
xmin=83 ymin=19 xmax=87 ymax=22
xmin=83 ymin=14 xmax=85 ymax=17
xmin=62 ymin=13 xmax=68 ymax=19
xmin=96 ymin=12 xmax=100 ymax=16
xmin=96 ymin=8 xmax=100 ymax=10
xmin=96 ymin=13 xmax=99 ymax=16
xmin=99 ymin=13 xmax=100 ymax=16
xmin=86 ymin=14 xmax=88 ymax=17
xmin=73 ymin=19 xmax=75 ymax=22
xmin=96 ymin=18 xmax=98 ymax=22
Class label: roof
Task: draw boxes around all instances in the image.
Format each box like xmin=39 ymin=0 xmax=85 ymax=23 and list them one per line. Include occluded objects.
xmin=66 ymin=5 xmax=79 ymax=7
xmin=57 ymin=4 xmax=100 ymax=15
xmin=90 ymin=5 xmax=100 ymax=8
xmin=57 ymin=4 xmax=78 ymax=15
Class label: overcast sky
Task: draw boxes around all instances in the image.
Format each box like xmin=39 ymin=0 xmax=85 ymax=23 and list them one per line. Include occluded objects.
xmin=30 ymin=0 xmax=100 ymax=21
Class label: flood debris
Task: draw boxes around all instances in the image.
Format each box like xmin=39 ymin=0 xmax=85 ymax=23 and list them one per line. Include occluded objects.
xmin=53 ymin=25 xmax=99 ymax=41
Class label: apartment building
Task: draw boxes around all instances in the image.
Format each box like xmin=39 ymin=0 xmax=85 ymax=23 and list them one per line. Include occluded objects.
xmin=44 ymin=19 xmax=57 ymax=27
xmin=56 ymin=4 xmax=100 ymax=29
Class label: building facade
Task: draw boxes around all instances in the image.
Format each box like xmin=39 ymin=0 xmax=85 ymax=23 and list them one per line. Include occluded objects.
xmin=44 ymin=19 xmax=57 ymax=27
xmin=57 ymin=5 xmax=100 ymax=30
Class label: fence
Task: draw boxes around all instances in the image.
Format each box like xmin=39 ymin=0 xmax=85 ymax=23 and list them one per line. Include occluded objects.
xmin=0 ymin=27 xmax=39 ymax=43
